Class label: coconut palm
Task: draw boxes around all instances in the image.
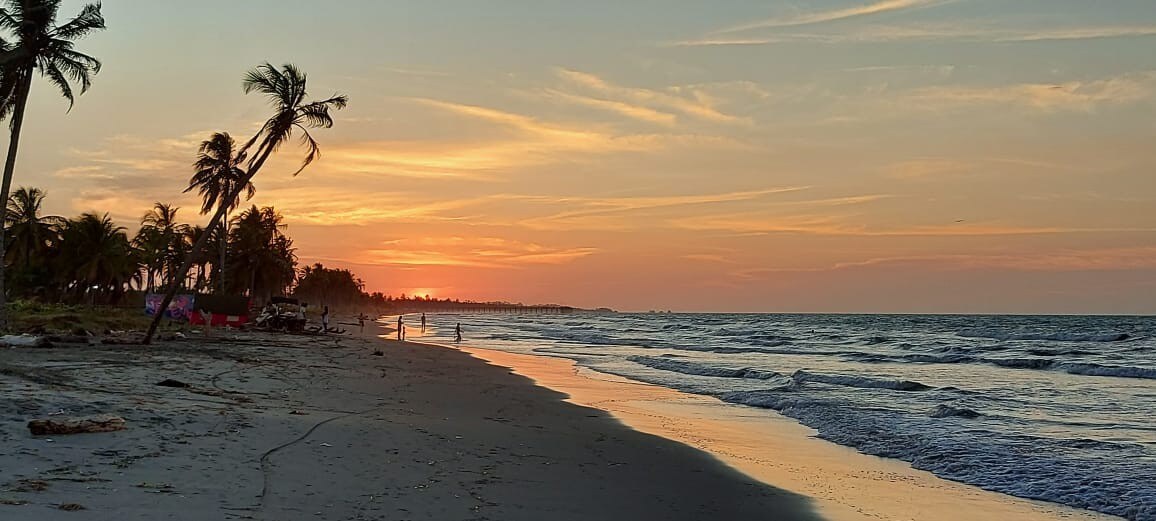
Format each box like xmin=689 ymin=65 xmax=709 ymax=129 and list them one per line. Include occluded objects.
xmin=55 ymin=212 xmax=137 ymax=304
xmin=185 ymin=131 xmax=252 ymax=294
xmin=4 ymin=186 xmax=61 ymax=296
xmin=144 ymin=63 xmax=347 ymax=343
xmin=134 ymin=203 xmax=188 ymax=291
xmin=182 ymin=225 xmax=211 ymax=292
xmin=226 ymin=205 xmax=296 ymax=300
xmin=0 ymin=0 xmax=105 ymax=328
xmin=5 ymin=186 xmax=60 ymax=267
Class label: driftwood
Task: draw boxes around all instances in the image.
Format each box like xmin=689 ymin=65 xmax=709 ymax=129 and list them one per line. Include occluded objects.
xmin=28 ymin=416 xmax=126 ymax=436
xmin=1 ymin=335 xmax=49 ymax=348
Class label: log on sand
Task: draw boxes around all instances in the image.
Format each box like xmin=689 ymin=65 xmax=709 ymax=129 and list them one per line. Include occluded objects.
xmin=28 ymin=416 xmax=126 ymax=436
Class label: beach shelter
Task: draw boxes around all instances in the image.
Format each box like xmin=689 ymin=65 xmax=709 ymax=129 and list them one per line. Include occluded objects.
xmin=187 ymin=294 xmax=250 ymax=327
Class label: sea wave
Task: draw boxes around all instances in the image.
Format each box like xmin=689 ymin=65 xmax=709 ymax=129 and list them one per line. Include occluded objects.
xmin=1057 ymin=362 xmax=1156 ymax=380
xmin=957 ymin=329 xmax=1131 ymax=342
xmin=717 ymin=389 xmax=1155 ymax=520
xmin=792 ymin=370 xmax=934 ymax=391
xmin=628 ymin=356 xmax=782 ymax=380
xmin=929 ymin=404 xmax=982 ymax=418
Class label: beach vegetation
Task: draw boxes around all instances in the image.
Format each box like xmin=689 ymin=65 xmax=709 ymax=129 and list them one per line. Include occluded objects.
xmin=0 ymin=0 xmax=106 ymax=329
xmin=143 ymin=63 xmax=347 ymax=343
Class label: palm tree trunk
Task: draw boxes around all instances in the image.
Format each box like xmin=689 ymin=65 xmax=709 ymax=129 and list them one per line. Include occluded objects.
xmin=0 ymin=71 xmax=34 ymax=331
xmin=218 ymin=211 xmax=228 ymax=294
xmin=144 ymin=142 xmax=275 ymax=344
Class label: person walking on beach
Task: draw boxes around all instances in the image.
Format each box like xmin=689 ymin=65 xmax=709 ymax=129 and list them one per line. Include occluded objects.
xmin=321 ymin=305 xmax=330 ymax=333
xmin=397 ymin=315 xmax=405 ymax=341
xmin=358 ymin=313 xmax=366 ymax=334
xmin=421 ymin=313 xmax=427 ymax=333
xmin=455 ymin=323 xmax=462 ymax=343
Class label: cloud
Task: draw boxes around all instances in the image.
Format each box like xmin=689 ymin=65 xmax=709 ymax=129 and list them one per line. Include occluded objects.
xmin=755 ymin=247 xmax=1156 ymax=275
xmin=676 ymin=24 xmax=1156 ymax=47
xmin=555 ymin=69 xmax=747 ymax=124
xmin=380 ymin=66 xmax=452 ymax=78
xmin=907 ymin=73 xmax=1156 ymax=112
xmin=677 ymin=212 xmax=1156 ymax=236
xmin=537 ymin=88 xmax=679 ymax=126
xmin=884 ymin=157 xmax=1073 ymax=179
xmin=260 ymin=186 xmax=480 ymax=226
xmin=512 ymin=187 xmax=808 ymax=231
xmin=356 ymin=237 xmax=598 ymax=268
xmin=683 ymin=253 xmax=739 ymax=264
xmin=716 ymin=0 xmax=941 ymax=33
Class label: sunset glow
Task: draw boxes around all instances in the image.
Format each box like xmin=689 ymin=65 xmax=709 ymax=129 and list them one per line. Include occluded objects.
xmin=14 ymin=0 xmax=1156 ymax=313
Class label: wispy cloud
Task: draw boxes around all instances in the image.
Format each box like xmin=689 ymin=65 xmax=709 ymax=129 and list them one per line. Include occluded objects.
xmin=677 ymin=213 xmax=1156 ymax=237
xmin=677 ymin=24 xmax=1156 ymax=47
xmin=555 ymin=69 xmax=747 ymax=124
xmin=380 ymin=66 xmax=452 ymax=78
xmin=357 ymin=237 xmax=598 ymax=268
xmin=513 ymin=188 xmax=808 ymax=231
xmin=907 ymin=72 xmax=1156 ymax=112
xmin=741 ymin=247 xmax=1156 ymax=276
xmin=537 ymin=88 xmax=679 ymax=126
xmin=717 ymin=0 xmax=941 ymax=33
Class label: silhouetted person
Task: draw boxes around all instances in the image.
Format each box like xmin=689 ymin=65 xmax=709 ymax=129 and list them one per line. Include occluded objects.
xmin=358 ymin=313 xmax=366 ymax=334
xmin=421 ymin=313 xmax=427 ymax=333
xmin=455 ymin=323 xmax=462 ymax=343
xmin=321 ymin=305 xmax=330 ymax=333
xmin=199 ymin=307 xmax=212 ymax=337
xmin=397 ymin=315 xmax=404 ymax=341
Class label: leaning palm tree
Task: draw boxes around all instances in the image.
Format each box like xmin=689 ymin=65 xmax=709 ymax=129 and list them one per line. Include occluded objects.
xmin=143 ymin=63 xmax=347 ymax=343
xmin=185 ymin=132 xmax=253 ymax=294
xmin=0 ymin=0 xmax=105 ymax=328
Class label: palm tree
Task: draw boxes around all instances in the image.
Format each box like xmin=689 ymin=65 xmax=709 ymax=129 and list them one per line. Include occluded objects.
xmin=4 ymin=186 xmax=61 ymax=296
xmin=185 ymin=132 xmax=252 ymax=294
xmin=144 ymin=63 xmax=347 ymax=343
xmin=0 ymin=0 xmax=105 ymax=328
xmin=55 ymin=212 xmax=137 ymax=304
xmin=226 ymin=205 xmax=296 ymax=300
xmin=182 ymin=225 xmax=210 ymax=292
xmin=134 ymin=203 xmax=188 ymax=291
xmin=5 ymin=186 xmax=60 ymax=267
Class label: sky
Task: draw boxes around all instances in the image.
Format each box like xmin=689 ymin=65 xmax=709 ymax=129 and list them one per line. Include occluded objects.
xmin=7 ymin=0 xmax=1156 ymax=313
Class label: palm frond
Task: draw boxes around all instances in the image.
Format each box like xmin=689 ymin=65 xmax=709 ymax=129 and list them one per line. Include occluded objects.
xmin=291 ymin=127 xmax=320 ymax=176
xmin=38 ymin=59 xmax=74 ymax=108
xmin=49 ymin=3 xmax=104 ymax=41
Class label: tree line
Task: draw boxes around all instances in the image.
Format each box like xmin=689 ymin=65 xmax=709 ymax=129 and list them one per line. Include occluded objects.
xmin=0 ymin=1 xmax=349 ymax=342
xmin=5 ymin=187 xmax=297 ymax=305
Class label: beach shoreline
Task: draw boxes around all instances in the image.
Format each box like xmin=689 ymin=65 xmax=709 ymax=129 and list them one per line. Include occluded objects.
xmin=1 ymin=327 xmax=819 ymax=520
xmin=449 ymin=342 xmax=1123 ymax=521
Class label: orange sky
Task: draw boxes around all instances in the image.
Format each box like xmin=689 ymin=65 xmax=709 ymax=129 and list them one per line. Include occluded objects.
xmin=8 ymin=0 xmax=1156 ymax=313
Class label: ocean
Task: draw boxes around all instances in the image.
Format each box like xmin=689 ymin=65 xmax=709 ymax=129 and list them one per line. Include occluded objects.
xmin=416 ymin=313 xmax=1156 ymax=521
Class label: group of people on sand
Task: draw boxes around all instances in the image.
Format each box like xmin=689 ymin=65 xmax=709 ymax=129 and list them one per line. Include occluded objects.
xmin=394 ymin=312 xmax=462 ymax=343
xmin=253 ymin=304 xmax=463 ymax=343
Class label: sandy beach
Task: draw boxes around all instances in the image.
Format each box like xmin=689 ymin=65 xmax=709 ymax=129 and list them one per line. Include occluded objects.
xmin=456 ymin=345 xmax=1124 ymax=521
xmin=1 ymin=328 xmax=819 ymax=520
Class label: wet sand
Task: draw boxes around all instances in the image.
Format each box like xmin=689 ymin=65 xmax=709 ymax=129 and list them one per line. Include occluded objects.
xmin=1 ymin=330 xmax=820 ymax=520
xmin=456 ymin=345 xmax=1123 ymax=521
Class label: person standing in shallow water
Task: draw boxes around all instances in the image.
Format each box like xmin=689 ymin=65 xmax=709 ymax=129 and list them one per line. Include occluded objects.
xmin=455 ymin=323 xmax=462 ymax=343
xmin=321 ymin=305 xmax=330 ymax=333
xmin=421 ymin=313 xmax=427 ymax=333
xmin=397 ymin=315 xmax=405 ymax=341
